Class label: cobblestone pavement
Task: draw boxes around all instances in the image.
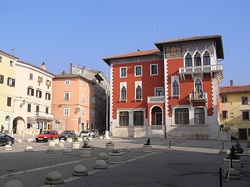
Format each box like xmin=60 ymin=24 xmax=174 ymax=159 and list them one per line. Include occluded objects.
xmin=0 ymin=136 xmax=249 ymax=187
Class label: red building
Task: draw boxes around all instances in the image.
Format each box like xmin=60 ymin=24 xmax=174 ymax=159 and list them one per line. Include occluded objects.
xmin=103 ymin=35 xmax=224 ymax=139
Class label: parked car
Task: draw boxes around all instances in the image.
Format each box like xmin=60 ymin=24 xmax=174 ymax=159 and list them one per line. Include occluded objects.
xmin=35 ymin=130 xmax=59 ymax=142
xmin=0 ymin=132 xmax=15 ymax=146
xmin=90 ymin=129 xmax=99 ymax=138
xmin=80 ymin=130 xmax=91 ymax=138
xmin=59 ymin=130 xmax=76 ymax=140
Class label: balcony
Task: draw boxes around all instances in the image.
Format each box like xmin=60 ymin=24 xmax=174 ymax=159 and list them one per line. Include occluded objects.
xmin=179 ymin=64 xmax=223 ymax=81
xmin=147 ymin=96 xmax=165 ymax=103
xmin=189 ymin=92 xmax=207 ymax=106
xmin=35 ymin=111 xmax=53 ymax=121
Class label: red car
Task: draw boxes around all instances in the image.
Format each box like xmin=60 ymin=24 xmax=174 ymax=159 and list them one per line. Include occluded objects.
xmin=35 ymin=130 xmax=59 ymax=142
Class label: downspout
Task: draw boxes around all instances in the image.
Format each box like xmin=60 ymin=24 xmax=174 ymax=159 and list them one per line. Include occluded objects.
xmin=163 ymin=46 xmax=168 ymax=139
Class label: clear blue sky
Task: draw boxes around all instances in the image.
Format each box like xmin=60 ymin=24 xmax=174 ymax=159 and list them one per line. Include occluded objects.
xmin=1 ymin=0 xmax=249 ymax=86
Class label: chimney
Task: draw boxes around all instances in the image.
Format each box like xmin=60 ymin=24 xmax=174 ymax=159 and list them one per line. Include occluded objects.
xmin=230 ymin=80 xmax=233 ymax=86
xmin=41 ymin=62 xmax=46 ymax=70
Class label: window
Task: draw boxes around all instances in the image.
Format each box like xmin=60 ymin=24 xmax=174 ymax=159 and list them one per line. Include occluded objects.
xmin=45 ymin=107 xmax=49 ymax=114
xmin=194 ymin=108 xmax=205 ymax=124
xmin=7 ymin=97 xmax=12 ymax=107
xmin=134 ymin=111 xmax=143 ymax=126
xmin=64 ymin=92 xmax=70 ymax=101
xmin=222 ymin=110 xmax=228 ymax=119
xmin=7 ymin=77 xmax=15 ymax=87
xmin=175 ymin=108 xmax=189 ymax=124
xmin=222 ymin=95 xmax=227 ymax=103
xmin=135 ymin=66 xmax=142 ymax=76
xmin=194 ymin=52 xmax=201 ymax=66
xmin=46 ymin=80 xmax=51 ymax=88
xmin=120 ymin=67 xmax=127 ymax=78
xmin=27 ymin=87 xmax=34 ymax=96
xmin=119 ymin=111 xmax=129 ymax=126
xmin=29 ymin=73 xmax=33 ymax=80
xmin=155 ymin=87 xmax=163 ymax=96
xmin=150 ymin=64 xmax=158 ymax=75
xmin=81 ymin=93 xmax=85 ymax=102
xmin=121 ymin=86 xmax=127 ymax=101
xmin=172 ymin=80 xmax=179 ymax=96
xmin=82 ymin=81 xmax=86 ymax=87
xmin=0 ymin=56 xmax=2 ymax=63
xmin=65 ymin=80 xmax=70 ymax=85
xmin=242 ymin=111 xmax=249 ymax=120
xmin=0 ymin=74 xmax=4 ymax=84
xmin=45 ymin=93 xmax=51 ymax=100
xmin=242 ymin=97 xmax=248 ymax=105
xmin=185 ymin=53 xmax=192 ymax=67
xmin=27 ymin=104 xmax=32 ymax=112
xmin=203 ymin=51 xmax=210 ymax=65
xmin=136 ymin=85 xmax=142 ymax=100
xmin=36 ymin=90 xmax=42 ymax=98
xmin=9 ymin=61 xmax=14 ymax=67
xmin=64 ymin=108 xmax=70 ymax=116
xmin=81 ymin=108 xmax=84 ymax=116
xmin=195 ymin=79 xmax=202 ymax=94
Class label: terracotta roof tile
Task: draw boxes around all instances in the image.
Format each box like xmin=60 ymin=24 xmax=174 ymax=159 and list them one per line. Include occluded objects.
xmin=219 ymin=85 xmax=250 ymax=94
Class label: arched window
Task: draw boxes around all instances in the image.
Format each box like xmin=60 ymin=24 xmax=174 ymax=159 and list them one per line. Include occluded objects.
xmin=185 ymin=53 xmax=192 ymax=67
xmin=173 ymin=80 xmax=179 ymax=96
xmin=194 ymin=52 xmax=201 ymax=66
xmin=203 ymin=51 xmax=210 ymax=65
xmin=121 ymin=86 xmax=126 ymax=101
xmin=136 ymin=85 xmax=142 ymax=99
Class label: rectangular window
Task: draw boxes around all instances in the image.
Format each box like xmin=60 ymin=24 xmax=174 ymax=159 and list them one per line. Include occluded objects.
xmin=64 ymin=92 xmax=70 ymax=101
xmin=29 ymin=73 xmax=33 ymax=80
xmin=45 ymin=107 xmax=49 ymax=114
xmin=175 ymin=108 xmax=189 ymax=125
xmin=242 ymin=97 xmax=248 ymax=105
xmin=7 ymin=77 xmax=15 ymax=87
xmin=133 ymin=111 xmax=143 ymax=126
xmin=120 ymin=67 xmax=127 ymax=78
xmin=81 ymin=108 xmax=84 ymax=116
xmin=119 ymin=111 xmax=129 ymax=126
xmin=65 ymin=80 xmax=70 ymax=85
xmin=222 ymin=110 xmax=228 ymax=118
xmin=27 ymin=104 xmax=32 ymax=112
xmin=27 ymin=87 xmax=34 ymax=96
xmin=0 ymin=56 xmax=2 ymax=63
xmin=242 ymin=111 xmax=249 ymax=120
xmin=36 ymin=90 xmax=42 ymax=98
xmin=45 ymin=93 xmax=51 ymax=100
xmin=155 ymin=87 xmax=163 ymax=96
xmin=0 ymin=74 xmax=4 ymax=84
xmin=7 ymin=97 xmax=12 ymax=106
xmin=135 ymin=66 xmax=142 ymax=76
xmin=222 ymin=95 xmax=227 ymax=103
xmin=64 ymin=108 xmax=70 ymax=116
xmin=150 ymin=64 xmax=158 ymax=75
xmin=194 ymin=108 xmax=205 ymax=124
xmin=10 ymin=61 xmax=14 ymax=67
xmin=81 ymin=93 xmax=85 ymax=102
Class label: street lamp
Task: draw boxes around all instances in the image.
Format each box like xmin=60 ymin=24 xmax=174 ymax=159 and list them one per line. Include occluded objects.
xmin=105 ymin=84 xmax=110 ymax=139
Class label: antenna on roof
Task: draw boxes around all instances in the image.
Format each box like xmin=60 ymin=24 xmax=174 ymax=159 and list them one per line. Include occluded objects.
xmin=11 ymin=48 xmax=17 ymax=56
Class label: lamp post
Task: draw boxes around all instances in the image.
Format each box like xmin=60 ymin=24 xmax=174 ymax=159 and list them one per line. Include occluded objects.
xmin=105 ymin=84 xmax=110 ymax=139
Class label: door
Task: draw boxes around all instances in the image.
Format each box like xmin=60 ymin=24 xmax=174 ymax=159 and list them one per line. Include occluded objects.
xmin=239 ymin=129 xmax=247 ymax=140
xmin=156 ymin=113 xmax=162 ymax=125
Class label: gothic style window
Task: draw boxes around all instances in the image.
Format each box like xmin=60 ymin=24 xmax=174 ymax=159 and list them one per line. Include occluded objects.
xmin=195 ymin=79 xmax=202 ymax=94
xmin=175 ymin=108 xmax=189 ymax=124
xmin=172 ymin=80 xmax=179 ymax=96
xmin=185 ymin=53 xmax=192 ymax=67
xmin=136 ymin=85 xmax=142 ymax=100
xmin=203 ymin=51 xmax=210 ymax=65
xmin=194 ymin=52 xmax=201 ymax=66
xmin=121 ymin=86 xmax=126 ymax=101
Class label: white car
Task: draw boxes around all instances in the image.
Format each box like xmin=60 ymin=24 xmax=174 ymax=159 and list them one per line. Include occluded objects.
xmin=80 ymin=130 xmax=91 ymax=138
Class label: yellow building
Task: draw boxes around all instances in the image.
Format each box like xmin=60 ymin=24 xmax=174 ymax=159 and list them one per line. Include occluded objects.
xmin=220 ymin=81 xmax=250 ymax=140
xmin=0 ymin=50 xmax=18 ymax=134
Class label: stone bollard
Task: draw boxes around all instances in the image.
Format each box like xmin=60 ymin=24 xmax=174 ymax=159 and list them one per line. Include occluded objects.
xmin=79 ymin=147 xmax=91 ymax=157
xmin=97 ymin=152 xmax=108 ymax=160
xmin=106 ymin=142 xmax=114 ymax=151
xmin=25 ymin=146 xmax=34 ymax=152
xmin=109 ymin=151 xmax=123 ymax=164
xmin=4 ymin=180 xmax=24 ymax=187
xmin=45 ymin=171 xmax=64 ymax=185
xmin=47 ymin=147 xmax=55 ymax=154
xmin=72 ymin=165 xmax=88 ymax=176
xmin=63 ymin=148 xmax=72 ymax=155
xmin=4 ymin=145 xmax=12 ymax=151
xmin=94 ymin=160 xmax=107 ymax=169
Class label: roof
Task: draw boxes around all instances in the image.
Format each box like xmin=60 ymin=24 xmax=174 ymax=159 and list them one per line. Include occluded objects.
xmin=103 ymin=49 xmax=160 ymax=65
xmin=54 ymin=73 xmax=92 ymax=83
xmin=0 ymin=50 xmax=19 ymax=59
xmin=155 ymin=35 xmax=224 ymax=59
xmin=219 ymin=85 xmax=250 ymax=94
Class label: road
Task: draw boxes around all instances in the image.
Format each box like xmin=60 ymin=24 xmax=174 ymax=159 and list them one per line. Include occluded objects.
xmin=0 ymin=137 xmax=249 ymax=187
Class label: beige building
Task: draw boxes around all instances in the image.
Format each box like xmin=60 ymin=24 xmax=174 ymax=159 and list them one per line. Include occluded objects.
xmin=0 ymin=50 xmax=18 ymax=134
xmin=14 ymin=61 xmax=54 ymax=136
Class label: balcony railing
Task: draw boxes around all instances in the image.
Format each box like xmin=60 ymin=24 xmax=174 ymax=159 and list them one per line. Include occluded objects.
xmin=189 ymin=92 xmax=207 ymax=101
xmin=35 ymin=111 xmax=53 ymax=120
xmin=147 ymin=96 xmax=165 ymax=103
xmin=179 ymin=64 xmax=223 ymax=74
